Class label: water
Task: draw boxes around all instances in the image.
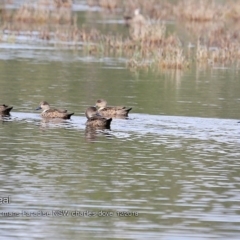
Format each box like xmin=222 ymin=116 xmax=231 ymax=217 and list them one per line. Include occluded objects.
xmin=1 ymin=2 xmax=240 ymax=240
xmin=1 ymin=111 xmax=240 ymax=239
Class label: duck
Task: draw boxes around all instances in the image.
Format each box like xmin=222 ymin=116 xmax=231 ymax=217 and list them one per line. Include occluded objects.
xmin=95 ymin=99 xmax=132 ymax=117
xmin=0 ymin=104 xmax=13 ymax=115
xmin=85 ymin=106 xmax=112 ymax=128
xmin=124 ymin=8 xmax=146 ymax=27
xmin=124 ymin=8 xmax=148 ymax=40
xmin=36 ymin=101 xmax=74 ymax=119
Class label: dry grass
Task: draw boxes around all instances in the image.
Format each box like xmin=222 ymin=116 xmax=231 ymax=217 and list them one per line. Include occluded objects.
xmin=0 ymin=0 xmax=77 ymax=44
xmin=1 ymin=0 xmax=73 ymax=24
xmin=223 ymin=1 xmax=240 ymax=21
xmin=174 ymin=0 xmax=223 ymax=22
xmin=87 ymin=0 xmax=119 ymax=11
xmin=86 ymin=0 xmax=240 ymax=23
xmin=2 ymin=0 xmax=240 ymax=70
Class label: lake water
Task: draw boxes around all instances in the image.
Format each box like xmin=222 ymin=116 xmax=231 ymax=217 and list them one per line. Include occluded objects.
xmin=1 ymin=1 xmax=240 ymax=239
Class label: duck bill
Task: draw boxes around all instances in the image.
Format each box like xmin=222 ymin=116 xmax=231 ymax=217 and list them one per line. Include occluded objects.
xmin=35 ymin=106 xmax=42 ymax=110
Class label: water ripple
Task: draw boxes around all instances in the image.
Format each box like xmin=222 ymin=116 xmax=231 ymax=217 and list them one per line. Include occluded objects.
xmin=1 ymin=111 xmax=240 ymax=239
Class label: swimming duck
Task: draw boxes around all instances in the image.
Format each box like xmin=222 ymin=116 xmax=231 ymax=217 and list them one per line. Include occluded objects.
xmin=95 ymin=99 xmax=132 ymax=117
xmin=85 ymin=106 xmax=112 ymax=128
xmin=36 ymin=101 xmax=74 ymax=119
xmin=0 ymin=104 xmax=13 ymax=115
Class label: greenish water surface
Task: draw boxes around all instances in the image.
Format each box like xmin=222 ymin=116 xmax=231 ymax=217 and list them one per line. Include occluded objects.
xmin=0 ymin=2 xmax=240 ymax=240
xmin=1 ymin=46 xmax=240 ymax=240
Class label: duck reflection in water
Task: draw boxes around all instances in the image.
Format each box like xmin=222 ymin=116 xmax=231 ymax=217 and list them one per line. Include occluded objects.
xmin=39 ymin=117 xmax=72 ymax=130
xmin=85 ymin=126 xmax=113 ymax=142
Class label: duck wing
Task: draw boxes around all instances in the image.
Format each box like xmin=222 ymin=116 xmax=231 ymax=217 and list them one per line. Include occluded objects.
xmin=55 ymin=108 xmax=68 ymax=113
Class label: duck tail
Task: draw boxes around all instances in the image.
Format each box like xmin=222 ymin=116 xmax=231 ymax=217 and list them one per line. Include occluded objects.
xmin=66 ymin=112 xmax=74 ymax=119
xmin=106 ymin=118 xmax=112 ymax=128
xmin=126 ymin=108 xmax=132 ymax=114
xmin=3 ymin=106 xmax=13 ymax=115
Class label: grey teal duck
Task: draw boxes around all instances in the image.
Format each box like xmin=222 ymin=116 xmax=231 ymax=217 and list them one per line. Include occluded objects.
xmin=36 ymin=101 xmax=74 ymax=119
xmin=85 ymin=106 xmax=112 ymax=128
xmin=95 ymin=99 xmax=132 ymax=117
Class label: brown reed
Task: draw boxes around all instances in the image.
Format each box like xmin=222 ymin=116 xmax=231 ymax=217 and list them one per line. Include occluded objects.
xmin=2 ymin=0 xmax=240 ymax=70
xmin=174 ymin=0 xmax=223 ymax=22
